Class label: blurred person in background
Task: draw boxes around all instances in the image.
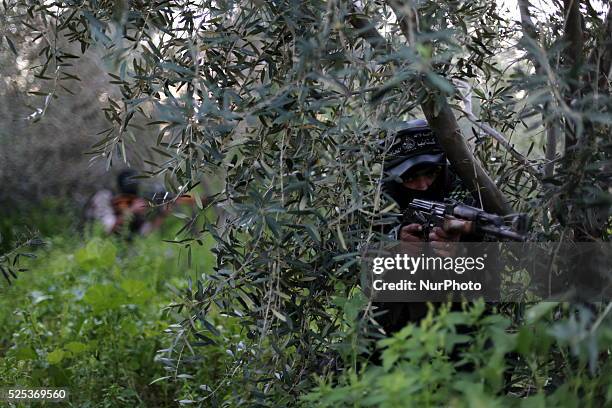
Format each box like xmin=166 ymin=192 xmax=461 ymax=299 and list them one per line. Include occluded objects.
xmin=84 ymin=170 xmax=205 ymax=237
xmin=84 ymin=169 xmax=161 ymax=236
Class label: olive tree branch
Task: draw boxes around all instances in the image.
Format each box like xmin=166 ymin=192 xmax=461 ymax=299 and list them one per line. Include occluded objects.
xmin=347 ymin=1 xmax=513 ymax=214
xmin=452 ymin=80 xmax=541 ymax=179
xmin=518 ymin=0 xmax=559 ymax=179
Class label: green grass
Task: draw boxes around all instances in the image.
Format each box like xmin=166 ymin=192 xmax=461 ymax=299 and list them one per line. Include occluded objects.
xmin=0 ymin=218 xmax=216 ymax=407
xmin=2 ymin=209 xmax=610 ymax=407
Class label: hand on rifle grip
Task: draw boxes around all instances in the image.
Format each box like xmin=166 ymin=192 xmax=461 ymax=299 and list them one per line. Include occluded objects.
xmin=429 ymin=226 xmax=461 ymax=257
xmin=400 ymin=223 xmax=424 ymax=242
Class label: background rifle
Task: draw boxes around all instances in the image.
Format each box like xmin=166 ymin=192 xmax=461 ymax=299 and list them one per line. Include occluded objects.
xmin=404 ymin=198 xmax=528 ymax=241
xmin=147 ymin=191 xmax=195 ymax=206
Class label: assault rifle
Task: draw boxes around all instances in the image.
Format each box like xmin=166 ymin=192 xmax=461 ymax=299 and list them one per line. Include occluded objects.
xmin=404 ymin=199 xmax=529 ymax=241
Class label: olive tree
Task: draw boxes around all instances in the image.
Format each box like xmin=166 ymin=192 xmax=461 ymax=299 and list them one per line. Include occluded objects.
xmin=4 ymin=0 xmax=610 ymax=403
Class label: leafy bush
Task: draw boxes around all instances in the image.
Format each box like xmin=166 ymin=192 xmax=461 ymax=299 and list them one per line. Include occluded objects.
xmin=303 ymin=301 xmax=612 ymax=408
xmin=0 ymin=223 xmax=217 ymax=407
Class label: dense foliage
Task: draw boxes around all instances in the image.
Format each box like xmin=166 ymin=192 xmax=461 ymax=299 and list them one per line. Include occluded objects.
xmin=303 ymin=301 xmax=611 ymax=407
xmin=1 ymin=0 xmax=610 ymax=406
xmin=0 ymin=218 xmax=217 ymax=407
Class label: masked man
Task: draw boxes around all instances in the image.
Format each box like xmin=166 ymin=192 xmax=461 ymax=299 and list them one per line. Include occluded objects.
xmin=376 ymin=118 xmax=480 ymax=333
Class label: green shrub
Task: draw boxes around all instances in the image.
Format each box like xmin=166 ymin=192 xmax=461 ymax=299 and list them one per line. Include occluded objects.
xmin=0 ymin=223 xmax=216 ymax=407
xmin=302 ymin=301 xmax=612 ymax=408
